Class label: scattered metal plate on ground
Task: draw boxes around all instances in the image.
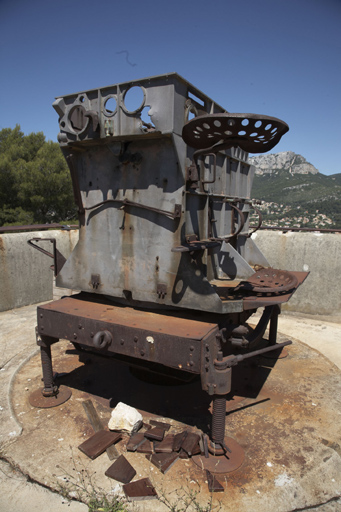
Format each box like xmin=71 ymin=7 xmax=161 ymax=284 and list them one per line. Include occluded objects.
xmin=144 ymin=427 xmax=165 ymax=441
xmin=105 ymin=455 xmax=136 ymax=483
xmin=181 ymin=432 xmax=201 ymax=456
xmin=173 ymin=431 xmax=188 ymax=452
xmin=149 ymin=420 xmax=171 ymax=431
xmin=123 ymin=477 xmax=158 ymax=501
xmin=148 ymin=452 xmax=179 ymax=474
xmin=136 ymin=439 xmax=153 ymax=454
xmin=126 ymin=432 xmax=146 ymax=452
xmin=154 ymin=434 xmax=175 ymax=453
xmin=193 ymin=437 xmax=245 ymax=473
xmin=206 ymin=470 xmax=224 ymax=492
xmin=28 ymin=385 xmax=72 ymax=408
xmin=82 ymin=399 xmax=119 ymax=459
xmin=78 ymin=430 xmax=121 ymax=459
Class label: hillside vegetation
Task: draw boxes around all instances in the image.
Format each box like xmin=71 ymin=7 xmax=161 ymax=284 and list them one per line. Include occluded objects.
xmin=1 ymin=130 xmax=339 ymax=230
xmin=249 ymin=152 xmax=341 ymax=229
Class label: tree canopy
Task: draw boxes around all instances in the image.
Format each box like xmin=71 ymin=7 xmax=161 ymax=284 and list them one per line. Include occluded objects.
xmin=0 ymin=125 xmax=76 ymax=225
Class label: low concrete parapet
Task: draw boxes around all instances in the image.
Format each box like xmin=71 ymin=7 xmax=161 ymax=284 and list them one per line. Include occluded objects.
xmin=0 ymin=230 xmax=78 ymax=312
xmin=252 ymin=230 xmax=341 ymax=318
xmin=0 ymin=229 xmax=340 ymax=318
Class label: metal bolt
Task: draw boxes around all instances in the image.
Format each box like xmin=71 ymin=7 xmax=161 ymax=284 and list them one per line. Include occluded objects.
xmin=73 ymin=333 xmax=77 ymax=339
xmin=40 ymin=314 xmax=43 ymax=318
xmin=120 ymin=339 xmax=124 ymax=345
xmin=190 ymin=346 xmax=194 ymax=351
xmin=134 ymin=336 xmax=138 ymax=342
xmin=189 ymin=361 xmax=194 ymax=367
xmin=140 ymin=350 xmax=145 ymax=356
xmin=78 ymin=324 xmax=82 ymax=329
xmin=90 ymin=332 xmax=94 ymax=338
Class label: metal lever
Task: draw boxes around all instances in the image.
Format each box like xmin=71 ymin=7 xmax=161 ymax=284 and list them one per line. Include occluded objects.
xmin=215 ymin=340 xmax=292 ymax=371
xmin=27 ymin=238 xmax=66 ymax=277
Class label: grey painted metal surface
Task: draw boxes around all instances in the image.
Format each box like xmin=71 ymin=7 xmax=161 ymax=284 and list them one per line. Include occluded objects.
xmin=53 ymin=73 xmax=270 ymax=313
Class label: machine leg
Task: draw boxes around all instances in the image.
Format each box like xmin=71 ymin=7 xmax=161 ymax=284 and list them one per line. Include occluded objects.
xmin=211 ymin=395 xmax=227 ymax=449
xmin=193 ymin=392 xmax=244 ymax=472
xmin=40 ymin=344 xmax=58 ymax=397
xmin=29 ymin=333 xmax=72 ymax=408
xmin=269 ymin=305 xmax=280 ymax=345
xmin=267 ymin=305 xmax=288 ymax=359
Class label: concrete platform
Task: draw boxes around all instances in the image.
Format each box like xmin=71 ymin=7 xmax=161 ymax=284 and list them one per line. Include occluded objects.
xmin=1 ymin=303 xmax=341 ymax=512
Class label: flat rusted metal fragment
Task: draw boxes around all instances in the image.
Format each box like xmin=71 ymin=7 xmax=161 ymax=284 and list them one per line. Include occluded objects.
xmin=154 ymin=434 xmax=174 ymax=453
xmin=82 ymin=399 xmax=119 ymax=459
xmin=105 ymin=455 xmax=136 ymax=484
xmin=179 ymin=449 xmax=189 ymax=459
xmin=206 ymin=470 xmax=224 ymax=492
xmin=149 ymin=420 xmax=171 ymax=431
xmin=144 ymin=427 xmax=165 ymax=441
xmin=126 ymin=432 xmax=145 ymax=452
xmin=173 ymin=431 xmax=188 ymax=452
xmin=181 ymin=432 xmax=201 ymax=456
xmin=136 ymin=439 xmax=153 ymax=454
xmin=78 ymin=430 xmax=121 ymax=459
xmin=148 ymin=452 xmax=179 ymax=474
xmin=191 ymin=441 xmax=201 ymax=456
xmin=123 ymin=477 xmax=157 ymax=501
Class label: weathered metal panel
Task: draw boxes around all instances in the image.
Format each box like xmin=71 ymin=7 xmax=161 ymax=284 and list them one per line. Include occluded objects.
xmin=53 ymin=73 xmax=294 ymax=314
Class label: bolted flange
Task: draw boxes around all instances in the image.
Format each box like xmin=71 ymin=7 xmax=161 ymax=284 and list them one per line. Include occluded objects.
xmin=29 ymin=385 xmax=72 ymax=408
xmin=192 ymin=436 xmax=245 ymax=473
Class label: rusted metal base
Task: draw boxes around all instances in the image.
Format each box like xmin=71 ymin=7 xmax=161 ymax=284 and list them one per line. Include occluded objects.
xmin=192 ymin=437 xmax=244 ymax=473
xmin=29 ymin=385 xmax=72 ymax=408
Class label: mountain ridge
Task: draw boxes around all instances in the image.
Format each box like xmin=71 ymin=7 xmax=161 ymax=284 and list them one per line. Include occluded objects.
xmin=248 ymin=151 xmax=341 ymax=229
xmin=249 ymin=151 xmax=319 ymax=176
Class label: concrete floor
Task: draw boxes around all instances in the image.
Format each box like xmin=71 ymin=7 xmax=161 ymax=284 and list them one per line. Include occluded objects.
xmin=0 ymin=302 xmax=341 ymax=512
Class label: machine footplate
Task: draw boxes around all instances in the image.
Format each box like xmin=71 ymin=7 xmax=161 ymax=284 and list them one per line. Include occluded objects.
xmin=29 ymin=385 xmax=72 ymax=408
xmin=192 ymin=437 xmax=244 ymax=473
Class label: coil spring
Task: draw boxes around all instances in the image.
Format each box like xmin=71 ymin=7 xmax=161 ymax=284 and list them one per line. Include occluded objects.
xmin=40 ymin=345 xmax=58 ymax=396
xmin=211 ymin=395 xmax=226 ymax=445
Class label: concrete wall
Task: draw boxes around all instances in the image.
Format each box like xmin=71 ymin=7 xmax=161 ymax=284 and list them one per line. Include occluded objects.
xmin=252 ymin=230 xmax=341 ymax=318
xmin=0 ymin=229 xmax=340 ymax=318
xmin=0 ymin=230 xmax=78 ymax=312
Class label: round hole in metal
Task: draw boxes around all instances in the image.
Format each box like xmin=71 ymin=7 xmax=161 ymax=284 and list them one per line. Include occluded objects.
xmin=104 ymin=96 xmax=117 ymax=115
xmin=124 ymin=85 xmax=145 ymax=113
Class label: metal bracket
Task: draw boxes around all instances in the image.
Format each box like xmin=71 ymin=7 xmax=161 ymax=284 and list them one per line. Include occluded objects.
xmin=27 ymin=238 xmax=66 ymax=277
xmin=91 ymin=274 xmax=101 ymax=290
xmin=157 ymin=283 xmax=167 ymax=299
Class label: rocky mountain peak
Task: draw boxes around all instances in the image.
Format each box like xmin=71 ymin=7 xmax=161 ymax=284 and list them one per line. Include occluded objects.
xmin=249 ymin=151 xmax=319 ymax=176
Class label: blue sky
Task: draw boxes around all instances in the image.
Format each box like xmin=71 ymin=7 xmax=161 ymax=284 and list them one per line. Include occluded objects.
xmin=1 ymin=0 xmax=340 ymax=175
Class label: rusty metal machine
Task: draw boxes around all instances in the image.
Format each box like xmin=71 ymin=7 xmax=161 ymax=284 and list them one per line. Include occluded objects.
xmin=30 ymin=73 xmax=308 ymax=472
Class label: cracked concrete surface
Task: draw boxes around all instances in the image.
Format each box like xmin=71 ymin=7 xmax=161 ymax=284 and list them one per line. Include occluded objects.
xmin=0 ymin=303 xmax=341 ymax=512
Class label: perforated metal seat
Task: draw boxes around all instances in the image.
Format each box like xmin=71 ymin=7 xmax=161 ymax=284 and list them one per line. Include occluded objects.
xmin=182 ymin=113 xmax=289 ymax=153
